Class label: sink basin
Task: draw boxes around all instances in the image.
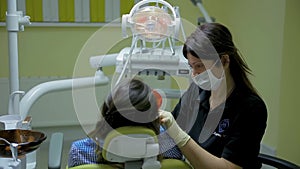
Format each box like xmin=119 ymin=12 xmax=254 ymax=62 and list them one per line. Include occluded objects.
xmin=0 ymin=129 xmax=46 ymax=157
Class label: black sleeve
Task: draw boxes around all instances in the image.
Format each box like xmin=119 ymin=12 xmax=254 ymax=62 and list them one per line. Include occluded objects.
xmin=170 ymin=83 xmax=204 ymax=132
xmin=172 ymin=98 xmax=182 ymax=119
xmin=172 ymin=82 xmax=202 ymax=119
xmin=222 ymin=95 xmax=268 ymax=168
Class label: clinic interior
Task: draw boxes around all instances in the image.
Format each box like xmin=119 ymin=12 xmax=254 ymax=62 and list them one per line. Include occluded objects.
xmin=0 ymin=0 xmax=299 ymax=168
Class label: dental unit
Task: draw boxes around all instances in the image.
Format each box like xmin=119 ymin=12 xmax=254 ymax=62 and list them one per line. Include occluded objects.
xmin=0 ymin=0 xmax=109 ymax=168
xmin=1 ymin=0 xmax=212 ymax=168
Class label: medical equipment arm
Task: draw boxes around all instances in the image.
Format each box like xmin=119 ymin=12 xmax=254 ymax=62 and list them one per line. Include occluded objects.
xmin=19 ymin=70 xmax=109 ymax=121
xmin=89 ymin=53 xmax=117 ymax=68
xmin=190 ymin=0 xmax=213 ymax=23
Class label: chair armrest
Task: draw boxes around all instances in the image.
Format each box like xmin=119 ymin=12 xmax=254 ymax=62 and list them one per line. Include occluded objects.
xmin=258 ymin=153 xmax=300 ymax=169
xmin=48 ymin=132 xmax=64 ymax=169
xmin=161 ymin=159 xmax=192 ymax=169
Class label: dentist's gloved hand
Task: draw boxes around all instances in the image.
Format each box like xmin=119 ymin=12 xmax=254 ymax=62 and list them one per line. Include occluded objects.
xmin=159 ymin=110 xmax=190 ymax=148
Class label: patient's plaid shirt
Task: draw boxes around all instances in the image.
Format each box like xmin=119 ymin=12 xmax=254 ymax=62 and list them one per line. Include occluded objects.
xmin=68 ymin=126 xmax=183 ymax=167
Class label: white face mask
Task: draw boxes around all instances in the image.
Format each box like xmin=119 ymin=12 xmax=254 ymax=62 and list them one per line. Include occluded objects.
xmin=192 ymin=61 xmax=224 ymax=90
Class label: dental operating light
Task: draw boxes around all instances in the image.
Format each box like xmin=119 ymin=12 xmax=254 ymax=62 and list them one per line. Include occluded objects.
xmin=122 ymin=0 xmax=180 ymax=42
xmin=90 ymin=0 xmax=190 ymax=85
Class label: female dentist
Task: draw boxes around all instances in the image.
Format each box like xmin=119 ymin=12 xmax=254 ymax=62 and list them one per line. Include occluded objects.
xmin=160 ymin=22 xmax=267 ymax=169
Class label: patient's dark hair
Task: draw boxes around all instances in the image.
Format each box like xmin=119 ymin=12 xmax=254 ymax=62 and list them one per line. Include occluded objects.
xmin=89 ymin=78 xmax=160 ymax=165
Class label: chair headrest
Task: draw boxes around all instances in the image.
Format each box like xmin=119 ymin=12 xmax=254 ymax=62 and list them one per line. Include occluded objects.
xmin=102 ymin=126 xmax=159 ymax=163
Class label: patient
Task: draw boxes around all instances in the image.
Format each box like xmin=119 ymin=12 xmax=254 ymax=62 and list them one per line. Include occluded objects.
xmin=68 ymin=78 xmax=182 ymax=168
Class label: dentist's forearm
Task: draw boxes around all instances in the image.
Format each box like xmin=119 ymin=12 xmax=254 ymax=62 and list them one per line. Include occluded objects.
xmin=180 ymin=139 xmax=242 ymax=169
xmin=159 ymin=110 xmax=241 ymax=169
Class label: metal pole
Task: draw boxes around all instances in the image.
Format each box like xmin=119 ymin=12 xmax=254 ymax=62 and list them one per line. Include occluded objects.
xmin=6 ymin=0 xmax=30 ymax=115
xmin=6 ymin=0 xmax=20 ymax=115
xmin=196 ymin=2 xmax=212 ymax=23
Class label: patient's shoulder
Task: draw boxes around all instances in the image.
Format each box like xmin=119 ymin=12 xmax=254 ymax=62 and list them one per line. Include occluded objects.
xmin=68 ymin=138 xmax=99 ymax=167
xmin=72 ymin=138 xmax=96 ymax=146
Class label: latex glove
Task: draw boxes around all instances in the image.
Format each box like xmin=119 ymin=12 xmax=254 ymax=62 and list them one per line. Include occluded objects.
xmin=159 ymin=110 xmax=190 ymax=148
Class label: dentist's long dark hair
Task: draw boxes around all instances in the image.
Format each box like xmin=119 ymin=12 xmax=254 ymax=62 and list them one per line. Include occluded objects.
xmin=183 ymin=22 xmax=259 ymax=96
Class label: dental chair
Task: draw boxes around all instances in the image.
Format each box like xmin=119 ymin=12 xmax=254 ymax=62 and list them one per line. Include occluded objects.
xmin=258 ymin=153 xmax=300 ymax=169
xmin=48 ymin=132 xmax=64 ymax=169
xmin=66 ymin=126 xmax=192 ymax=169
xmin=51 ymin=128 xmax=300 ymax=169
